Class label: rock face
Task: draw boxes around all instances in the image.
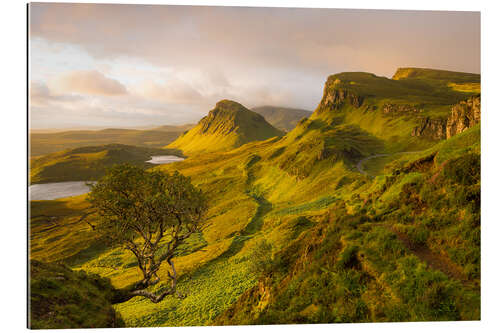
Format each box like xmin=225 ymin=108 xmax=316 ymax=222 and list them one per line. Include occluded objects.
xmin=446 ymin=96 xmax=481 ymax=138
xmin=411 ymin=96 xmax=480 ymax=140
xmin=411 ymin=117 xmax=447 ymax=140
xmin=318 ymin=78 xmax=364 ymax=112
xmin=383 ymin=103 xmax=422 ymax=115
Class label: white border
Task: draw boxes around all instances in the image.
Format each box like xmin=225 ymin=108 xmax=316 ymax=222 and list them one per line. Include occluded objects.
xmin=3 ymin=0 xmax=499 ymax=332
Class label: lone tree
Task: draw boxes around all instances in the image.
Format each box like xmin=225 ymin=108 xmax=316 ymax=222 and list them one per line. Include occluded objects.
xmin=87 ymin=164 xmax=207 ymax=304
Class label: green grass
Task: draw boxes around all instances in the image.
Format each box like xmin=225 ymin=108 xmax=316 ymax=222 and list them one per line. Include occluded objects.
xmin=30 ymin=260 xmax=124 ymax=329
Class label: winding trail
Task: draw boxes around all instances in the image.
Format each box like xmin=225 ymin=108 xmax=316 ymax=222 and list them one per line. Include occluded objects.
xmin=356 ymin=150 xmax=426 ymax=177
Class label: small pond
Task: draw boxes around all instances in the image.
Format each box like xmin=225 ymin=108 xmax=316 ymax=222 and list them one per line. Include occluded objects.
xmin=29 ymin=181 xmax=95 ymax=201
xmin=146 ymin=155 xmax=185 ymax=164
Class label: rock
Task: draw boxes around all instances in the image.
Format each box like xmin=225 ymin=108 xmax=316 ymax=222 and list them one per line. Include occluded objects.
xmin=382 ymin=103 xmax=422 ymax=115
xmin=318 ymin=78 xmax=364 ymax=112
xmin=411 ymin=95 xmax=480 ymax=141
xmin=446 ymin=96 xmax=480 ymax=138
xmin=411 ymin=117 xmax=447 ymax=140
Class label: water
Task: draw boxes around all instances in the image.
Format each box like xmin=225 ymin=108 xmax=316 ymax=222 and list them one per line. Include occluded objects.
xmin=146 ymin=155 xmax=185 ymax=164
xmin=29 ymin=156 xmax=185 ymax=201
xmin=29 ymin=181 xmax=95 ymax=201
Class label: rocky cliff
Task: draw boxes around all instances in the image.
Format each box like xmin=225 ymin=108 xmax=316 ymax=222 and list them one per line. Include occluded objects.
xmin=446 ymin=96 xmax=481 ymax=138
xmin=317 ymin=77 xmax=364 ymax=113
xmin=411 ymin=96 xmax=480 ymax=140
xmin=411 ymin=117 xmax=447 ymax=140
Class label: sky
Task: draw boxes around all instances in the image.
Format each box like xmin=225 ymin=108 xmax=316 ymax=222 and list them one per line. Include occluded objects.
xmin=29 ymin=3 xmax=480 ymax=129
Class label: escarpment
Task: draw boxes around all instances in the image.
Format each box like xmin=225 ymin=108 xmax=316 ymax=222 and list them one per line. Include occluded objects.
xmin=446 ymin=96 xmax=481 ymax=138
xmin=411 ymin=96 xmax=480 ymax=140
xmin=316 ymin=77 xmax=365 ymax=114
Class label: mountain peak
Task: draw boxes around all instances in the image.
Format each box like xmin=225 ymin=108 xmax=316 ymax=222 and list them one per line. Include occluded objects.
xmin=214 ymin=99 xmax=245 ymax=110
xmin=167 ymin=100 xmax=283 ymax=155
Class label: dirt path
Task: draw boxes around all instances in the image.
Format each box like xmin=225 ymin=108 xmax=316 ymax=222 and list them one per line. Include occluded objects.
xmin=389 ymin=226 xmax=470 ymax=285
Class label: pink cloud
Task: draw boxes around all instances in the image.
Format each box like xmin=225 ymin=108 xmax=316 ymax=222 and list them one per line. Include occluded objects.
xmin=51 ymin=70 xmax=127 ymax=96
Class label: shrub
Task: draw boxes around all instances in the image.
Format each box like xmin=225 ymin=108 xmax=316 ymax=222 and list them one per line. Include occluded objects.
xmin=337 ymin=245 xmax=360 ymax=270
xmin=407 ymin=225 xmax=430 ymax=246
xmin=248 ymin=239 xmax=274 ymax=277
xmin=443 ymin=153 xmax=480 ymax=185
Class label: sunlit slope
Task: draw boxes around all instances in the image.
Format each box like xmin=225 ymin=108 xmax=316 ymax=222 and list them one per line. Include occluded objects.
xmin=215 ymin=125 xmax=481 ymax=325
xmin=30 ymin=144 xmax=182 ymax=184
xmin=310 ymin=69 xmax=479 ymax=152
xmin=167 ymin=100 xmax=284 ymax=155
xmin=251 ymin=106 xmax=312 ymax=132
xmin=30 ymin=126 xmax=191 ymax=157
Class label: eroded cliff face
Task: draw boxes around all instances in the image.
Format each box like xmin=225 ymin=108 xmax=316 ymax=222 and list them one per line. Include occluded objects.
xmin=446 ymin=96 xmax=481 ymax=138
xmin=317 ymin=78 xmax=364 ymax=113
xmin=411 ymin=117 xmax=447 ymax=140
xmin=383 ymin=103 xmax=423 ymax=115
xmin=411 ymin=96 xmax=480 ymax=140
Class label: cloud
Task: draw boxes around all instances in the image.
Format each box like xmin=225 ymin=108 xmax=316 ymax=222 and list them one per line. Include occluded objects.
xmin=50 ymin=70 xmax=128 ymax=96
xmin=29 ymin=4 xmax=480 ymax=77
xmin=29 ymin=4 xmax=480 ymax=129
xmin=133 ymin=79 xmax=203 ymax=104
xmin=30 ymin=81 xmax=51 ymax=106
xmin=30 ymin=81 xmax=82 ymax=107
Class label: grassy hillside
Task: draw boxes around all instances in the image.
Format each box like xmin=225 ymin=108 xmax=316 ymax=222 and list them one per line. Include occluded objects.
xmin=215 ymin=125 xmax=480 ymax=324
xmin=309 ymin=69 xmax=479 ymax=152
xmin=30 ymin=125 xmax=191 ymax=157
xmin=30 ymin=260 xmax=124 ymax=329
xmin=29 ymin=68 xmax=480 ymax=327
xmin=252 ymin=106 xmax=312 ymax=132
xmin=167 ymin=100 xmax=284 ymax=155
xmin=30 ymin=144 xmax=183 ymax=184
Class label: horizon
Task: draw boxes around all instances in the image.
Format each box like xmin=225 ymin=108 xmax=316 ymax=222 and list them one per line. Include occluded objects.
xmin=29 ymin=3 xmax=480 ymax=129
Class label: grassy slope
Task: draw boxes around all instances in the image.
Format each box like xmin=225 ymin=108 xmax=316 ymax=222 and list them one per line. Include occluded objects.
xmin=30 ymin=260 xmax=124 ymax=329
xmin=311 ymin=70 xmax=479 ymax=152
xmin=30 ymin=126 xmax=190 ymax=157
xmin=167 ymin=100 xmax=284 ymax=156
xmin=251 ymin=106 xmax=312 ymax=132
xmin=30 ymin=144 xmax=183 ymax=184
xmin=30 ymin=68 xmax=480 ymax=326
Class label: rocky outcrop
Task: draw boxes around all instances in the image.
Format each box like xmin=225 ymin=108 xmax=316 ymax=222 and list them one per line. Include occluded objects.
xmin=411 ymin=117 xmax=447 ymax=140
xmin=411 ymin=96 xmax=480 ymax=141
xmin=446 ymin=96 xmax=480 ymax=138
xmin=383 ymin=103 xmax=423 ymax=115
xmin=318 ymin=78 xmax=364 ymax=112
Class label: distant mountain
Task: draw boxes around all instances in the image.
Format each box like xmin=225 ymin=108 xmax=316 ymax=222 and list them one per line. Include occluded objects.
xmin=167 ymin=100 xmax=284 ymax=155
xmin=152 ymin=124 xmax=195 ymax=132
xmin=30 ymin=126 xmax=190 ymax=157
xmin=30 ymin=144 xmax=182 ymax=184
xmin=251 ymin=106 xmax=312 ymax=132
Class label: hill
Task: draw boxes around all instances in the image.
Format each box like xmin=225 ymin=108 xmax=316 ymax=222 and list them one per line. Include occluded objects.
xmin=30 ymin=144 xmax=183 ymax=184
xmin=251 ymin=106 xmax=312 ymax=132
xmin=167 ymin=100 xmax=284 ymax=155
xmin=152 ymin=124 xmax=195 ymax=132
xmin=30 ymin=125 xmax=191 ymax=157
xmin=30 ymin=260 xmax=124 ymax=329
xmin=30 ymin=67 xmax=480 ymax=326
